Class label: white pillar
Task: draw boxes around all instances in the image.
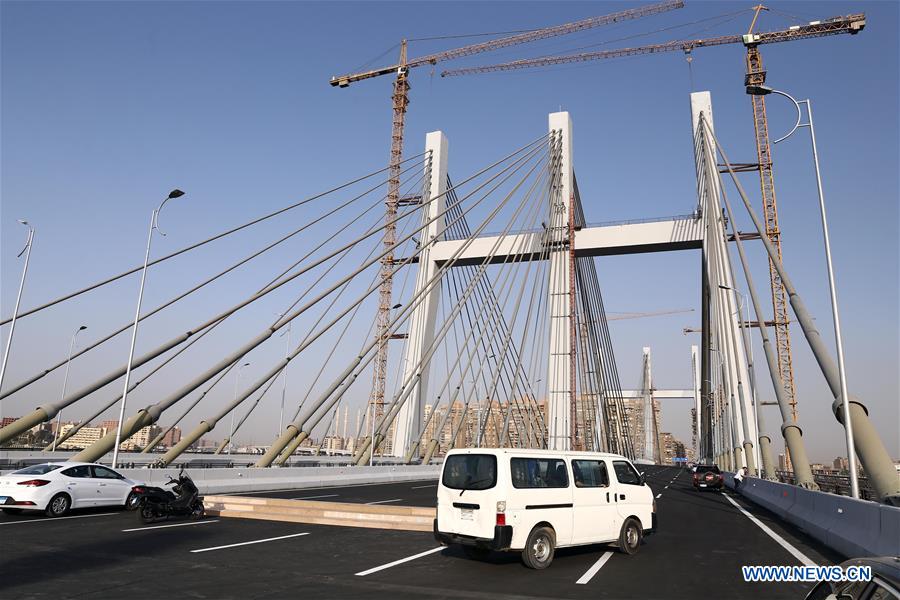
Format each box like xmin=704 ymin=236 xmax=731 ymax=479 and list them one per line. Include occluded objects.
xmin=690 ymin=91 xmax=757 ymax=468
xmin=641 ymin=347 xmax=655 ymax=461
xmin=390 ymin=131 xmax=448 ymax=457
xmin=546 ymin=112 xmax=574 ymax=451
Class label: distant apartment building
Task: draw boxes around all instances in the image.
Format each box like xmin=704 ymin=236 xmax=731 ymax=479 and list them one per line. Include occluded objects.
xmin=160 ymin=426 xmax=182 ymax=448
xmin=120 ymin=425 xmax=162 ymax=451
xmin=59 ymin=424 xmax=105 ymax=450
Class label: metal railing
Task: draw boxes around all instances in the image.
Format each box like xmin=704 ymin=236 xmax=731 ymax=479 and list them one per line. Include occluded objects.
xmin=776 ymin=470 xmax=877 ymax=501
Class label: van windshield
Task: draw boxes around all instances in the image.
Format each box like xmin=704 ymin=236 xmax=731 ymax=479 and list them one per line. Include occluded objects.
xmin=442 ymin=454 xmax=497 ymax=491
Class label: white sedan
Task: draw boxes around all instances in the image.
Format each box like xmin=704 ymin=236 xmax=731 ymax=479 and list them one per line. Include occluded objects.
xmin=0 ymin=462 xmax=144 ymax=517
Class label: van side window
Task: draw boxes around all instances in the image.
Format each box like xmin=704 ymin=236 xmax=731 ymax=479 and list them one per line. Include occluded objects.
xmin=510 ymin=458 xmax=568 ymax=489
xmin=571 ymin=460 xmax=609 ymax=488
xmin=613 ymin=460 xmax=642 ymax=486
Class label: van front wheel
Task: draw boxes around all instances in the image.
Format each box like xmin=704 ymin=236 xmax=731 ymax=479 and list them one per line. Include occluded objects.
xmin=522 ymin=526 xmax=555 ymax=569
xmin=618 ymin=517 xmax=642 ymax=555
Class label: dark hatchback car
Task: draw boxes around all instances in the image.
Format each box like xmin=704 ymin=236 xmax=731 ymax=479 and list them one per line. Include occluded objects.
xmin=806 ymin=557 xmax=899 ymax=600
xmin=692 ymin=464 xmax=724 ymax=491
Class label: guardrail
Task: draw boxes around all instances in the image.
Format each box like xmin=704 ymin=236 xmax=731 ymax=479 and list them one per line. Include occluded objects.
xmin=726 ymin=474 xmax=900 ymax=558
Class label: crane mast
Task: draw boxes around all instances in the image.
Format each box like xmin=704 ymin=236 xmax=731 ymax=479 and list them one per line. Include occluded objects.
xmin=744 ymin=6 xmax=798 ymax=423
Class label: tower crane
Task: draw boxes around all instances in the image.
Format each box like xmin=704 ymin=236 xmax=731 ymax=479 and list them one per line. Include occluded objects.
xmin=442 ymin=9 xmax=866 ymax=426
xmin=329 ymin=0 xmax=684 ymax=439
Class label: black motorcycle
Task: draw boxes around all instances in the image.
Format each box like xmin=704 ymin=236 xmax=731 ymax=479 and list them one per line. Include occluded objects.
xmin=134 ymin=468 xmax=205 ymax=524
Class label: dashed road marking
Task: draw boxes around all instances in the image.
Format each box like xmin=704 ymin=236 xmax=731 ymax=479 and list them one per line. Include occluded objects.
xmin=722 ymin=494 xmax=815 ymax=566
xmin=123 ymin=520 xmax=219 ymax=532
xmin=190 ymin=532 xmax=309 ymax=553
xmin=355 ymin=546 xmax=444 ymax=576
xmin=0 ymin=512 xmax=118 ymax=526
xmin=656 ymin=493 xmax=662 ymax=499
xmin=365 ymin=498 xmax=403 ymax=505
xmin=576 ymin=552 xmax=613 ymax=585
xmin=664 ymin=485 xmax=669 ymax=489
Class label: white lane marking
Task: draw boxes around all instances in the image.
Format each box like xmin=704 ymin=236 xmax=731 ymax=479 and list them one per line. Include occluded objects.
xmin=410 ymin=484 xmax=437 ymax=489
xmin=355 ymin=546 xmax=444 ymax=576
xmin=190 ymin=532 xmax=309 ymax=553
xmin=0 ymin=512 xmax=118 ymax=526
xmin=722 ymin=493 xmax=815 ymax=566
xmin=576 ymin=551 xmax=613 ymax=585
xmin=656 ymin=493 xmax=662 ymax=499
xmin=290 ymin=494 xmax=339 ymax=500
xmin=123 ymin=520 xmax=219 ymax=532
xmin=365 ymin=498 xmax=403 ymax=505
xmin=664 ymin=485 xmax=669 ymax=489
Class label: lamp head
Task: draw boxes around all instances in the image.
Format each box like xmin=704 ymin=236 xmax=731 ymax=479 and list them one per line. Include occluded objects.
xmin=79 ymin=325 xmax=87 ymax=330
xmin=745 ymin=84 xmax=773 ymax=96
xmin=167 ymin=189 xmax=185 ymax=199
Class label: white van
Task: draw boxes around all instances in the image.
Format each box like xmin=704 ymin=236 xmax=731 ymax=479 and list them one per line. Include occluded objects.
xmin=433 ymin=448 xmax=656 ymax=569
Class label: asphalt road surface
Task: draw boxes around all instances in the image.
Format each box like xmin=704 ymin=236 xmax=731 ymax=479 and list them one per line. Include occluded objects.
xmin=0 ymin=466 xmax=842 ymax=599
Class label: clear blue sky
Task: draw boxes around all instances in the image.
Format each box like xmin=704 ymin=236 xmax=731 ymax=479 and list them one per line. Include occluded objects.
xmin=1 ymin=1 xmax=897 ymax=462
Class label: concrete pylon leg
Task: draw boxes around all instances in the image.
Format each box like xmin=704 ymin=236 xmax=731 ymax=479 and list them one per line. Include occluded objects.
xmin=781 ymin=424 xmax=816 ymax=489
xmin=758 ymin=435 xmax=776 ymax=480
xmin=254 ymin=426 xmax=299 ymax=467
xmin=733 ymin=446 xmax=742 ymax=473
xmin=391 ymin=131 xmax=448 ymax=458
xmin=421 ymin=439 xmax=440 ymax=465
xmin=158 ymin=421 xmax=211 ymax=466
xmin=214 ymin=439 xmax=229 ymax=454
xmin=546 ymin=112 xmax=574 ymax=451
xmin=275 ymin=431 xmax=309 ymax=466
xmin=834 ymin=399 xmax=900 ymax=503
xmin=743 ymin=441 xmax=756 ymax=474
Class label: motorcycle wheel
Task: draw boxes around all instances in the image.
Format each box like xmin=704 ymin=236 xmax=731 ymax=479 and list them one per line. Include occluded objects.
xmin=138 ymin=503 xmax=159 ymax=524
xmin=125 ymin=492 xmax=141 ymax=511
xmin=190 ymin=502 xmax=205 ymax=520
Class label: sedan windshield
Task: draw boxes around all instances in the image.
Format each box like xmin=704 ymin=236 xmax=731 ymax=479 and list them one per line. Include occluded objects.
xmin=13 ymin=464 xmax=63 ymax=475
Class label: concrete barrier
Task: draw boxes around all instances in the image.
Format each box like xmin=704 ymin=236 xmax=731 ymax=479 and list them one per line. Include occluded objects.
xmin=117 ymin=465 xmax=441 ymax=495
xmin=735 ymin=477 xmax=900 ymax=558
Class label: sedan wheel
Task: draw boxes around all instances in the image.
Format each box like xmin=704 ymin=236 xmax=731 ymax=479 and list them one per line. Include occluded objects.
xmin=45 ymin=493 xmax=71 ymax=518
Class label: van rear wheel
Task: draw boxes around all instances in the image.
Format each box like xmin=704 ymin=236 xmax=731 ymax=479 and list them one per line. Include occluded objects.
xmin=522 ymin=526 xmax=555 ymax=569
xmin=618 ymin=517 xmax=642 ymax=555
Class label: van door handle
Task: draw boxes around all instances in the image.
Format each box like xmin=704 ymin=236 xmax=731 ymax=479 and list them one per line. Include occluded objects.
xmin=620 ymin=494 xmax=626 ymax=500
xmin=606 ymin=492 xmax=609 ymax=503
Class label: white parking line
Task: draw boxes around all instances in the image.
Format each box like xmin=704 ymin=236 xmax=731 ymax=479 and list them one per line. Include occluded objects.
xmin=722 ymin=494 xmax=815 ymax=566
xmin=0 ymin=512 xmax=118 ymax=526
xmin=190 ymin=532 xmax=309 ymax=553
xmin=576 ymin=552 xmax=613 ymax=585
xmin=410 ymin=484 xmax=437 ymax=489
xmin=290 ymin=494 xmax=339 ymax=500
xmin=123 ymin=520 xmax=219 ymax=532
xmin=365 ymin=498 xmax=402 ymax=505
xmin=355 ymin=547 xmax=444 ymax=576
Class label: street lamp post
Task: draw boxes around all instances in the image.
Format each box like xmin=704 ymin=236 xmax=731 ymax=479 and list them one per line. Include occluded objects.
xmin=746 ymin=84 xmax=859 ymax=499
xmin=52 ymin=325 xmax=87 ymax=452
xmin=228 ymin=362 xmax=251 ymax=454
xmin=277 ymin=318 xmax=292 ymax=437
xmin=112 ymin=189 xmax=185 ymax=469
xmin=0 ymin=220 xmax=35 ymax=420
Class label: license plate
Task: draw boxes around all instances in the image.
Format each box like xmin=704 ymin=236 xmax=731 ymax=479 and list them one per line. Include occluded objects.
xmin=699 ymin=484 xmax=707 ymax=487
xmin=460 ymin=508 xmax=474 ymax=521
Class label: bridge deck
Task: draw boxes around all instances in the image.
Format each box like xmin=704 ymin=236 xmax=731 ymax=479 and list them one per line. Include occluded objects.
xmin=0 ymin=467 xmax=843 ymax=599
